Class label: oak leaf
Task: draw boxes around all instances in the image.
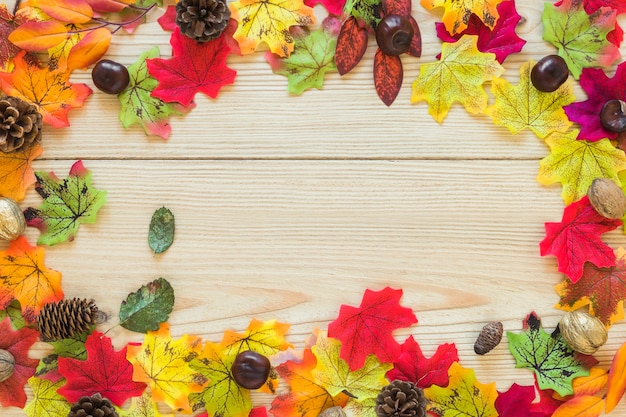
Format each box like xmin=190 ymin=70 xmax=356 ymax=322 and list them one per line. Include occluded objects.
xmin=552 ymin=395 xmax=604 ymax=417
xmin=542 ymin=0 xmax=620 ymax=79
xmin=221 ymin=318 xmax=293 ymax=359
xmin=126 ymin=323 xmax=208 ymax=412
xmin=411 ymin=35 xmax=504 ymax=123
xmin=146 ymin=29 xmax=236 ymax=107
xmin=424 ymin=362 xmax=497 ymax=417
xmin=494 ymin=383 xmax=544 ymax=417
xmin=23 ymin=377 xmax=71 ymax=417
xmin=420 ymin=0 xmax=502 ymax=35
xmin=327 ymin=287 xmax=417 ymax=371
xmin=606 ymin=341 xmax=626 ymax=412
xmin=0 ymin=143 xmax=42 ymax=202
xmin=555 ymin=247 xmax=626 ymax=326
xmin=229 ymin=0 xmax=315 ymax=56
xmin=0 ymin=236 xmax=64 ymax=323
xmin=57 ymin=331 xmax=147 ymax=406
xmin=0 ymin=317 xmax=39 ymax=408
xmin=0 ymin=51 xmax=92 ymax=127
xmin=486 ymin=60 xmax=575 ymax=138
xmin=537 ymin=130 xmax=626 ymax=205
xmin=507 ymin=312 xmax=591 ymax=396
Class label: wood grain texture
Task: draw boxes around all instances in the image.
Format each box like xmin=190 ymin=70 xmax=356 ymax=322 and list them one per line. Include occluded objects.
xmin=3 ymin=0 xmax=626 ymax=415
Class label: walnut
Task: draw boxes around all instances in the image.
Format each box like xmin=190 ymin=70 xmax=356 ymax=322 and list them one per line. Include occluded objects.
xmin=559 ymin=310 xmax=607 ymax=355
xmin=587 ymin=178 xmax=626 ymax=219
xmin=0 ymin=349 xmax=15 ymax=383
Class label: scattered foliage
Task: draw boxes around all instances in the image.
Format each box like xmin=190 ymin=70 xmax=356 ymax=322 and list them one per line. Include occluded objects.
xmin=119 ymin=277 xmax=175 ymax=333
xmin=148 ymin=207 xmax=175 ymax=254
xmin=0 ymin=144 xmax=42 ymax=202
xmin=23 ymin=377 xmax=71 ymax=417
xmin=0 ymin=317 xmax=39 ymax=408
xmin=421 ymin=0 xmax=502 ymax=35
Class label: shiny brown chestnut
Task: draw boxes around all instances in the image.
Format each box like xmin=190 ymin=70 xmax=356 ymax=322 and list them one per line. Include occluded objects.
xmin=600 ymin=99 xmax=626 ymax=132
xmin=375 ymin=14 xmax=414 ymax=56
xmin=92 ymin=59 xmax=130 ymax=95
xmin=530 ymin=55 xmax=569 ymax=92
xmin=231 ymin=350 xmax=271 ymax=390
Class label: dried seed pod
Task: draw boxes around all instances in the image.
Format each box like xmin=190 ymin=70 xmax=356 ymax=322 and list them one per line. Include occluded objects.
xmin=0 ymin=349 xmax=15 ymax=382
xmin=319 ymin=406 xmax=347 ymax=417
xmin=559 ymin=310 xmax=607 ymax=355
xmin=587 ymin=178 xmax=626 ymax=219
xmin=474 ymin=321 xmax=503 ymax=355
xmin=0 ymin=197 xmax=25 ymax=241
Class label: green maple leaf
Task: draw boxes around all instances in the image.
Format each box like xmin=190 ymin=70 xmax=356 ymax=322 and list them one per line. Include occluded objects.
xmin=542 ymin=0 xmax=621 ymax=79
xmin=271 ymin=18 xmax=338 ymax=95
xmin=24 ymin=377 xmax=71 ymax=417
xmin=507 ymin=312 xmax=590 ymax=396
xmin=118 ymin=47 xmax=193 ymax=139
xmin=343 ymin=0 xmax=381 ymax=28
xmin=23 ymin=160 xmax=107 ymax=246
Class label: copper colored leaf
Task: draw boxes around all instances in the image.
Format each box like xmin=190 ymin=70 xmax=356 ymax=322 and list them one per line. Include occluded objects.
xmin=421 ymin=0 xmax=502 ymax=35
xmin=552 ymin=395 xmax=604 ymax=417
xmin=334 ymin=16 xmax=368 ymax=75
xmin=0 ymin=317 xmax=39 ymax=408
xmin=37 ymin=0 xmax=94 ymax=24
xmin=7 ymin=20 xmax=69 ymax=52
xmin=0 ymin=144 xmax=42 ymax=202
xmin=0 ymin=236 xmax=64 ymax=323
xmin=119 ymin=277 xmax=175 ymax=333
xmin=66 ymin=27 xmax=111 ymax=70
xmin=23 ymin=376 xmax=71 ymax=417
xmin=373 ymin=49 xmax=402 ymax=106
xmin=606 ymin=341 xmax=626 ymax=412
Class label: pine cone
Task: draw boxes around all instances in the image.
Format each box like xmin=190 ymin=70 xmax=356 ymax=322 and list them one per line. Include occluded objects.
xmin=375 ymin=380 xmax=427 ymax=417
xmin=68 ymin=393 xmax=119 ymax=417
xmin=37 ymin=298 xmax=98 ymax=342
xmin=176 ymin=0 xmax=231 ymax=42
xmin=0 ymin=96 xmax=42 ymax=153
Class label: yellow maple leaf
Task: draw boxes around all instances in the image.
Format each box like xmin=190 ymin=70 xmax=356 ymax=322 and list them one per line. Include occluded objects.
xmin=537 ymin=129 xmax=626 ymax=204
xmin=126 ymin=323 xmax=208 ymax=413
xmin=486 ymin=60 xmax=575 ymax=139
xmin=118 ymin=391 xmax=175 ymax=417
xmin=411 ymin=35 xmax=504 ymax=123
xmin=0 ymin=236 xmax=64 ymax=323
xmin=221 ymin=318 xmax=293 ymax=358
xmin=421 ymin=0 xmax=502 ymax=35
xmin=0 ymin=144 xmax=42 ymax=202
xmin=229 ymin=0 xmax=315 ymax=57
xmin=24 ymin=377 xmax=71 ymax=417
xmin=311 ymin=331 xmax=390 ymax=401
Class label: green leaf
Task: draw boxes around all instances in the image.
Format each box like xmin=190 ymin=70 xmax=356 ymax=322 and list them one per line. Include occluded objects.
xmin=0 ymin=299 xmax=26 ymax=329
xmin=119 ymin=277 xmax=175 ymax=333
xmin=50 ymin=332 xmax=90 ymax=360
xmin=507 ymin=312 xmax=590 ymax=396
xmin=343 ymin=0 xmax=381 ymax=28
xmin=35 ymin=354 xmax=59 ymax=379
xmin=148 ymin=206 xmax=175 ymax=254
xmin=23 ymin=160 xmax=107 ymax=246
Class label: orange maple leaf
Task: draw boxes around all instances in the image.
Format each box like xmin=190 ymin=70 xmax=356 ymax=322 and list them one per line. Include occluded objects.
xmin=0 ymin=50 xmax=92 ymax=128
xmin=0 ymin=144 xmax=42 ymax=202
xmin=0 ymin=236 xmax=64 ymax=322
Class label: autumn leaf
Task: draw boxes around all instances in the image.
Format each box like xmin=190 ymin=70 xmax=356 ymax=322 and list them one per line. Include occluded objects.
xmin=327 ymin=287 xmax=417 ymax=371
xmin=542 ymin=0 xmax=620 ymax=79
xmin=119 ymin=391 xmax=173 ymax=417
xmin=303 ymin=0 xmax=345 ymax=15
xmin=311 ymin=331 xmax=390 ymax=401
xmin=229 ymin=0 xmax=315 ymax=56
xmin=66 ymin=27 xmax=112 ymax=70
xmin=0 ymin=300 xmax=27 ymax=330
xmin=343 ymin=0 xmax=381 ymax=29
xmin=37 ymin=0 xmax=94 ymax=24
xmin=537 ymin=130 xmax=626 ymax=205
xmin=374 ymin=50 xmax=403 ymax=107
xmin=606 ymin=341 xmax=626 ymax=412
xmin=23 ymin=377 xmax=71 ymax=417
xmin=334 ymin=16 xmax=368 ymax=75
xmin=507 ymin=312 xmax=591 ymax=396
xmin=148 ymin=207 xmax=175 ymax=254
xmin=119 ymin=47 xmax=194 ymax=139
xmin=552 ymin=395 xmax=604 ymax=417
xmin=0 ymin=236 xmax=64 ymax=323
xmin=46 ymin=27 xmax=84 ymax=72
xmin=0 ymin=4 xmax=38 ymax=72
xmin=271 ymin=348 xmax=349 ymax=417
xmin=494 ymin=383 xmax=544 ymax=417
xmin=0 ymin=143 xmax=42 ymax=202
xmin=266 ymin=16 xmax=338 ymax=95
xmin=126 ymin=323 xmax=208 ymax=412
xmin=0 ymin=51 xmax=92 ymax=128
xmin=424 ymin=362 xmax=498 ymax=417
xmin=84 ymin=0 xmax=136 ymax=14
xmin=7 ymin=20 xmax=69 ymax=52
xmin=0 ymin=317 xmax=39 ymax=408
xmin=146 ymin=29 xmax=236 ymax=107
xmin=119 ymin=277 xmax=175 ymax=333
xmin=386 ymin=336 xmax=458 ymax=389
xmin=571 ymin=367 xmax=608 ymax=396
xmin=421 ymin=0 xmax=502 ymax=35
xmin=189 ymin=341 xmax=252 ymax=417
xmin=221 ymin=318 xmax=293 ymax=359
xmin=411 ymin=35 xmax=504 ymax=123
xmin=486 ymin=60 xmax=575 ymax=138
xmin=435 ymin=0 xmax=526 ymax=63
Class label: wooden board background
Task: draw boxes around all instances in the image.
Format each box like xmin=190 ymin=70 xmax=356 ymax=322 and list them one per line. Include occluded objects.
xmin=3 ymin=0 xmax=626 ymax=415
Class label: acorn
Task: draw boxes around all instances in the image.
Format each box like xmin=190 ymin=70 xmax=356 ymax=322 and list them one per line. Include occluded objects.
xmin=474 ymin=321 xmax=503 ymax=355
xmin=0 ymin=197 xmax=25 ymax=241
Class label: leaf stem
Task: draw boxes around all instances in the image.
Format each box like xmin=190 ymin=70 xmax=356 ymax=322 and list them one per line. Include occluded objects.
xmin=12 ymin=0 xmax=21 ymax=15
xmin=67 ymin=3 xmax=157 ymax=35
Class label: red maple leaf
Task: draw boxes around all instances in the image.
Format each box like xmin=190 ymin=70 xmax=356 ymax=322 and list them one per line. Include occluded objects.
xmin=539 ymin=196 xmax=620 ymax=283
xmin=147 ymin=28 xmax=236 ymax=106
xmin=564 ymin=61 xmax=626 ymax=142
xmin=303 ymin=0 xmax=345 ymax=15
xmin=386 ymin=336 xmax=458 ymax=389
xmin=495 ymin=383 xmax=544 ymax=417
xmin=529 ymin=378 xmax=564 ymax=416
xmin=327 ymin=287 xmax=417 ymax=371
xmin=0 ymin=317 xmax=38 ymax=408
xmin=435 ymin=1 xmax=526 ymax=63
xmin=57 ymin=331 xmax=147 ymax=406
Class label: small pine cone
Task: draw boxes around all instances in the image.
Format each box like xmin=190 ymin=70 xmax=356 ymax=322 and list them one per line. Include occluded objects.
xmin=375 ymin=380 xmax=427 ymax=417
xmin=0 ymin=95 xmax=42 ymax=153
xmin=176 ymin=0 xmax=231 ymax=42
xmin=474 ymin=321 xmax=504 ymax=355
xmin=68 ymin=393 xmax=119 ymax=417
xmin=37 ymin=298 xmax=98 ymax=342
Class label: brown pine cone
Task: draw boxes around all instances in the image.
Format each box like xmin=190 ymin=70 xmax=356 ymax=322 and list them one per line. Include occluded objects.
xmin=37 ymin=298 xmax=98 ymax=342
xmin=68 ymin=393 xmax=119 ymax=417
xmin=375 ymin=380 xmax=427 ymax=417
xmin=0 ymin=96 xmax=42 ymax=153
xmin=176 ymin=0 xmax=231 ymax=42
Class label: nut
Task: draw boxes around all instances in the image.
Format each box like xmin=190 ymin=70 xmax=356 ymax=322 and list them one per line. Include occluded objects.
xmin=0 ymin=197 xmax=25 ymax=241
xmin=587 ymin=178 xmax=626 ymax=219
xmin=559 ymin=310 xmax=608 ymax=355
xmin=474 ymin=321 xmax=503 ymax=355
xmin=0 ymin=349 xmax=15 ymax=382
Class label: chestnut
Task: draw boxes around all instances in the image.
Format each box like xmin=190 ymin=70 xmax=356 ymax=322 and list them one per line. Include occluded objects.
xmin=530 ymin=55 xmax=569 ymax=93
xmin=375 ymin=14 xmax=414 ymax=56
xmin=231 ymin=350 xmax=271 ymax=390
xmin=600 ymin=99 xmax=626 ymax=133
xmin=92 ymin=59 xmax=130 ymax=95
